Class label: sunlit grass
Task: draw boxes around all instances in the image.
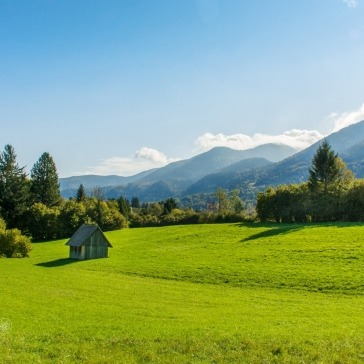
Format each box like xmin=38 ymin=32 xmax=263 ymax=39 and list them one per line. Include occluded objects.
xmin=1 ymin=223 xmax=364 ymax=363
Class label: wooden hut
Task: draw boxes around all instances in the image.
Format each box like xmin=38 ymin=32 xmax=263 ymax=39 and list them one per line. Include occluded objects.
xmin=65 ymin=224 xmax=112 ymax=260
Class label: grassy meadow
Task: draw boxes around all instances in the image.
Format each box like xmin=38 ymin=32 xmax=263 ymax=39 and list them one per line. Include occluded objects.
xmin=1 ymin=223 xmax=364 ymax=363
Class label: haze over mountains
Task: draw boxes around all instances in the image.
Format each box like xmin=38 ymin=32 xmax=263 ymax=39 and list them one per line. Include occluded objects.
xmin=60 ymin=143 xmax=296 ymax=200
xmin=60 ymin=121 xmax=364 ymax=204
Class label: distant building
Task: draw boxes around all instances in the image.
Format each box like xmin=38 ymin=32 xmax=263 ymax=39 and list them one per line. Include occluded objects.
xmin=65 ymin=224 xmax=112 ymax=260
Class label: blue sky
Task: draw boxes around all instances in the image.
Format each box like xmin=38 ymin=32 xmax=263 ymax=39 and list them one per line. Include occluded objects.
xmin=1 ymin=0 xmax=364 ymax=177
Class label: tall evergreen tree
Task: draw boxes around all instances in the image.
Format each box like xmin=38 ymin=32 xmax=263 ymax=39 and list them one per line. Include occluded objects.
xmin=76 ymin=184 xmax=87 ymax=202
xmin=131 ymin=196 xmax=140 ymax=208
xmin=117 ymin=196 xmax=131 ymax=219
xmin=308 ymin=140 xmax=341 ymax=194
xmin=30 ymin=152 xmax=61 ymax=207
xmin=308 ymin=140 xmax=353 ymax=221
xmin=163 ymin=198 xmax=178 ymax=215
xmin=0 ymin=145 xmax=29 ymax=228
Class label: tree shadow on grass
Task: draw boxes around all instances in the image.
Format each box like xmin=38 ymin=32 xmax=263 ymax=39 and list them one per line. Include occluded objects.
xmin=239 ymin=224 xmax=304 ymax=242
xmin=36 ymin=258 xmax=80 ymax=268
xmin=237 ymin=221 xmax=364 ymax=243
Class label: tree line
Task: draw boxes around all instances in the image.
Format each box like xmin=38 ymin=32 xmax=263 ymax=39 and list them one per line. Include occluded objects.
xmin=0 ymin=144 xmax=128 ymax=242
xmin=0 ymin=144 xmax=248 ymax=249
xmin=256 ymin=140 xmax=364 ymax=222
xmin=2 ymin=140 xmax=362 ymax=257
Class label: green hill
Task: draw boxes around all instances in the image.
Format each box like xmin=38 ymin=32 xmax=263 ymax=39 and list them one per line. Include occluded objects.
xmin=1 ymin=223 xmax=364 ymax=363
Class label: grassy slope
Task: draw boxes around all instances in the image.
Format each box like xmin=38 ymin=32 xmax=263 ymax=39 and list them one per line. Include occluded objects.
xmin=1 ymin=223 xmax=364 ymax=363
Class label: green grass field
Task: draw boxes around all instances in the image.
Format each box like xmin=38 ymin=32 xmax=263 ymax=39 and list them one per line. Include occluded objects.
xmin=1 ymin=223 xmax=364 ymax=363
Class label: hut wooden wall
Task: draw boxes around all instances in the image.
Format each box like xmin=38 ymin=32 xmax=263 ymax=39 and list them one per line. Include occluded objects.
xmin=84 ymin=230 xmax=109 ymax=259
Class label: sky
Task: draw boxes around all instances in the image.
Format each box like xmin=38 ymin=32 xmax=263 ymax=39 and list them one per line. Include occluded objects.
xmin=1 ymin=0 xmax=364 ymax=177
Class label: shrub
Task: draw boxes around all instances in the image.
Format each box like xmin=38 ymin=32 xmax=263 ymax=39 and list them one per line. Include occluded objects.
xmin=0 ymin=217 xmax=6 ymax=232
xmin=0 ymin=228 xmax=32 ymax=258
xmin=25 ymin=203 xmax=60 ymax=240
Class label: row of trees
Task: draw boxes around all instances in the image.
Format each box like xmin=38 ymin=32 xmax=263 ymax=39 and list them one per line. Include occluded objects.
xmin=0 ymin=145 xmax=127 ymax=242
xmin=256 ymin=140 xmax=363 ymax=222
xmin=115 ymin=188 xmax=250 ymax=228
xmin=3 ymin=139 xmax=361 ymax=251
xmin=0 ymin=143 xmax=250 ymax=245
xmin=0 ymin=145 xmax=61 ymax=229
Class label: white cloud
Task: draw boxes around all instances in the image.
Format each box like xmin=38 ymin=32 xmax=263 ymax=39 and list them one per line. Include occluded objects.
xmin=83 ymin=148 xmax=180 ymax=176
xmin=343 ymin=0 xmax=359 ymax=8
xmin=331 ymin=102 xmax=364 ymax=132
xmin=194 ymin=129 xmax=324 ymax=153
xmin=135 ymin=147 xmax=169 ymax=164
xmin=78 ymin=102 xmax=364 ymax=177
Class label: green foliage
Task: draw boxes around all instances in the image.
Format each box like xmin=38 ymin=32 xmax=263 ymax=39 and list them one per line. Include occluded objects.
xmin=26 ymin=203 xmax=61 ymax=240
xmin=30 ymin=152 xmax=61 ymax=207
xmin=0 ymin=227 xmax=32 ymax=257
xmin=75 ymin=184 xmax=87 ymax=202
xmin=308 ymin=140 xmax=341 ymax=193
xmin=342 ymin=179 xmax=364 ymax=221
xmin=131 ymin=196 xmax=140 ymax=208
xmin=117 ymin=195 xmax=131 ymax=219
xmin=85 ymin=198 xmax=127 ymax=231
xmin=308 ymin=141 xmax=354 ymax=220
xmin=0 ymin=217 xmax=6 ymax=232
xmin=215 ymin=187 xmax=230 ymax=213
xmin=58 ymin=199 xmax=91 ymax=236
xmin=162 ymin=197 xmax=178 ymax=214
xmin=257 ymin=142 xmax=358 ymax=223
xmin=0 ymin=144 xmax=29 ymax=228
xmin=257 ymin=184 xmax=310 ymax=223
xmin=230 ymin=189 xmax=244 ymax=213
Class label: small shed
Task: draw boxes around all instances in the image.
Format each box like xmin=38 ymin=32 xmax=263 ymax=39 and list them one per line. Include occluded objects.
xmin=65 ymin=224 xmax=112 ymax=260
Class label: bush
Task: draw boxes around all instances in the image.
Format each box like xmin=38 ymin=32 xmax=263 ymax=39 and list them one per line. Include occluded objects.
xmin=160 ymin=209 xmax=199 ymax=226
xmin=25 ymin=203 xmax=60 ymax=240
xmin=0 ymin=218 xmax=6 ymax=232
xmin=0 ymin=228 xmax=32 ymax=258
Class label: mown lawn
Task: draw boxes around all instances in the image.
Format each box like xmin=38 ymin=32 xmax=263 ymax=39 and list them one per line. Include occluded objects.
xmin=1 ymin=223 xmax=364 ymax=363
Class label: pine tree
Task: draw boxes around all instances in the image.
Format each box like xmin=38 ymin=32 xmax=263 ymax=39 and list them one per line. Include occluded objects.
xmin=30 ymin=152 xmax=61 ymax=207
xmin=308 ymin=140 xmax=340 ymax=194
xmin=0 ymin=145 xmax=29 ymax=228
xmin=308 ymin=140 xmax=353 ymax=221
xmin=131 ymin=196 xmax=140 ymax=208
xmin=76 ymin=184 xmax=87 ymax=202
xmin=117 ymin=196 xmax=131 ymax=219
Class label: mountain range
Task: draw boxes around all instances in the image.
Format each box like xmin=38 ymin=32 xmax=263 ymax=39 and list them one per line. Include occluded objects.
xmin=60 ymin=121 xmax=364 ymax=205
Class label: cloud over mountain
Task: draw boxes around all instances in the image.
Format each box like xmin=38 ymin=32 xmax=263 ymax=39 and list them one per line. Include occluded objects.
xmin=83 ymin=148 xmax=180 ymax=176
xmin=332 ymin=103 xmax=364 ymax=132
xmin=194 ymin=129 xmax=323 ymax=153
xmin=82 ymin=102 xmax=364 ymax=176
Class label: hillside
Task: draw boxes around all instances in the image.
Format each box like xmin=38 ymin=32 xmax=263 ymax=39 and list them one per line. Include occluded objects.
xmin=135 ymin=144 xmax=292 ymax=183
xmin=1 ymin=223 xmax=364 ymax=363
xmin=59 ymin=122 xmax=364 ymax=203
xmin=60 ymin=169 xmax=155 ymax=192
xmin=185 ymin=121 xmax=364 ymax=196
xmin=60 ymin=143 xmax=295 ymax=200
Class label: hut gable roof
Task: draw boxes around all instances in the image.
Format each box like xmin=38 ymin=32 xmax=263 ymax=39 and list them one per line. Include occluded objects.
xmin=65 ymin=224 xmax=112 ymax=247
